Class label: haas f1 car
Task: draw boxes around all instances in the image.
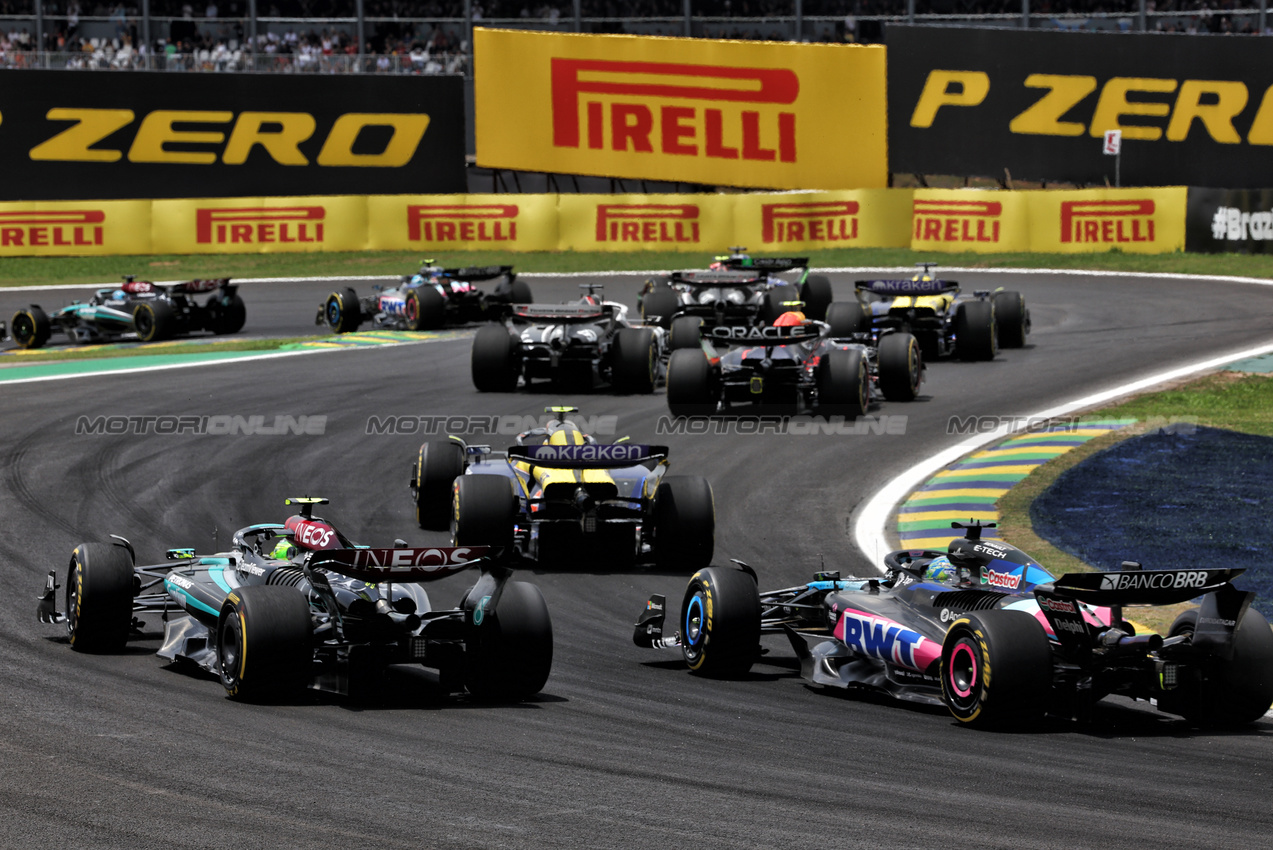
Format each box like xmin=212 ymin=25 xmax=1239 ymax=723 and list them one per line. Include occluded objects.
xmin=471 ymin=286 xmax=665 ymax=393
xmin=8 ymin=276 xmax=245 ymax=349
xmin=411 ymin=407 xmax=714 ymax=569
xmin=38 ymin=498 xmax=552 ymax=702
xmin=320 ymin=263 xmax=531 ymax=333
xmin=633 ymin=522 xmax=1273 ymax=728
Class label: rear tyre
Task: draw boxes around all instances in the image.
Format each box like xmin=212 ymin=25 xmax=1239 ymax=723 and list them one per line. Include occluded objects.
xmin=994 ymin=290 xmax=1028 ymax=348
xmin=652 ymin=475 xmax=715 ymax=570
xmin=10 ymin=306 xmax=51 ymax=349
xmin=941 ymin=609 xmax=1052 ymax=728
xmin=415 ymin=441 xmax=466 ymax=529
xmin=669 ymin=315 xmax=702 ymax=351
xmin=800 ymin=274 xmax=834 ymax=321
xmin=465 ymin=581 xmax=553 ymax=701
xmin=65 ymin=543 xmax=134 ymax=653
xmin=877 ymin=332 xmax=922 ymax=402
xmin=641 ymin=283 xmax=679 ymax=329
xmin=471 ymin=324 xmax=521 ymax=392
xmin=1166 ymin=609 xmax=1273 ymax=727
xmin=133 ymin=300 xmax=176 ymax=342
xmin=825 ymin=300 xmax=870 ymax=338
xmin=324 ymin=288 xmax=362 ymax=334
xmin=507 ymin=279 xmax=533 ymax=304
xmin=681 ymin=566 xmax=761 ymax=678
xmin=760 ymin=289 xmax=788 ymax=324
xmin=611 ymin=327 xmax=657 ymax=394
xmin=817 ymin=348 xmax=868 ymax=418
xmin=217 ymin=586 xmax=313 ymax=701
xmin=451 ymin=475 xmax=515 ymax=549
xmin=955 ymin=300 xmax=997 ymax=362
xmin=406 ymin=286 xmax=446 ymax=331
xmin=666 ymin=349 xmax=717 ymax=417
xmin=210 ymin=293 xmax=247 ymax=335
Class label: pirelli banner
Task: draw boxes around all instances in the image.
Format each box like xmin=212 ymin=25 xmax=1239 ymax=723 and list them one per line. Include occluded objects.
xmin=888 ymin=25 xmax=1273 ymax=188
xmin=473 ymin=29 xmax=888 ymax=191
xmin=0 ymin=70 xmax=466 ymax=200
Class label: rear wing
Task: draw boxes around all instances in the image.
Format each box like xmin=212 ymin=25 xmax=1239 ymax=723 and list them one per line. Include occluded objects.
xmin=171 ymin=278 xmax=232 ymax=294
xmin=855 ymin=279 xmax=959 ymax=297
xmin=705 ymin=323 xmax=824 ymax=346
xmin=508 ymin=443 xmax=668 ymax=468
xmin=721 ymin=257 xmax=808 ymax=273
xmin=440 ymin=265 xmax=514 ymax=282
xmin=1047 ymin=567 xmax=1244 ymax=607
xmin=510 ymin=303 xmax=609 ymax=323
xmin=670 ymin=271 xmax=767 ymax=287
xmin=308 ymin=545 xmax=499 ymax=583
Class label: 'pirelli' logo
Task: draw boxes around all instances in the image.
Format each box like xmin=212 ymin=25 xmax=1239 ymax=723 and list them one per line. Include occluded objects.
xmin=0 ymin=209 xmax=105 ymax=247
xmin=762 ymin=201 xmax=859 ymax=243
xmin=913 ymin=199 xmax=1002 ymax=243
xmin=552 ymin=59 xmax=798 ymax=163
xmin=595 ymin=204 xmax=699 ymax=243
xmin=196 ymin=206 xmax=325 ymax=244
xmin=407 ymin=204 xmax=518 ymax=242
xmin=1060 ymin=200 xmax=1156 ymax=243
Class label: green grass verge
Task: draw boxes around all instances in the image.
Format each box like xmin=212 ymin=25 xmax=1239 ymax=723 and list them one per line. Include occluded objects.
xmin=997 ymin=372 xmax=1273 ymax=635
xmin=3 ymin=247 xmax=1273 ymax=288
xmin=0 ymin=334 xmax=322 ymax=364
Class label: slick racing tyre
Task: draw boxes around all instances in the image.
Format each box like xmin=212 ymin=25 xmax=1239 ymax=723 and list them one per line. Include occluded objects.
xmin=209 ymin=293 xmax=247 ymax=335
xmin=877 ymin=332 xmax=922 ymax=402
xmin=66 ymin=543 xmax=135 ymax=653
xmin=133 ymin=300 xmax=177 ymax=343
xmin=217 ymin=586 xmax=312 ymax=701
xmin=405 ymin=286 xmax=445 ymax=331
xmin=506 ymin=279 xmax=533 ymax=304
xmin=825 ymin=301 xmax=870 ymax=338
xmin=994 ymin=290 xmax=1029 ymax=348
xmin=652 ymin=475 xmax=715 ymax=570
xmin=471 ymin=324 xmax=521 ymax=392
xmin=955 ymin=300 xmax=997 ymax=362
xmin=415 ymin=441 xmax=466 ymax=530
xmin=452 ymin=475 xmax=515 ymax=550
xmin=324 ymin=288 xmax=362 ymax=334
xmin=640 ymin=281 xmax=679 ymax=328
xmin=760 ymin=289 xmax=789 ymax=325
xmin=669 ymin=315 xmax=703 ymax=351
xmin=1165 ymin=608 xmax=1273 ymax=727
xmin=611 ymin=327 xmax=657 ymax=394
xmin=666 ymin=349 xmax=718 ymax=417
xmin=800 ymin=274 xmax=834 ymax=321
xmin=941 ymin=609 xmax=1052 ymax=728
xmin=465 ymin=581 xmax=553 ymax=701
xmin=681 ymin=566 xmax=761 ymax=678
xmin=817 ymin=348 xmax=868 ymax=419
xmin=10 ymin=306 xmax=52 ymax=349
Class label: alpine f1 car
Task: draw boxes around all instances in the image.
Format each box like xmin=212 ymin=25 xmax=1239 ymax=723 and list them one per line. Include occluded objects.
xmin=37 ymin=497 xmax=552 ymax=702
xmin=320 ymin=263 xmax=531 ymax=334
xmin=471 ymin=285 xmax=665 ymax=394
xmin=835 ymin=263 xmax=1030 ymax=362
xmin=664 ymin=312 xmax=923 ymax=418
xmin=639 ymin=251 xmax=834 ymax=347
xmin=8 ymin=276 xmax=244 ymax=349
xmin=411 ymin=407 xmax=714 ymax=569
xmin=632 ymin=522 xmax=1273 ymax=729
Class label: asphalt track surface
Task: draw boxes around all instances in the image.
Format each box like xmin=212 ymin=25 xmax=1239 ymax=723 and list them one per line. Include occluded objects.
xmin=2 ymin=272 xmax=1272 ymax=849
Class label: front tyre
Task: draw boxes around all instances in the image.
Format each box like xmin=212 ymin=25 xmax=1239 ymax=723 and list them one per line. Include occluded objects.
xmin=415 ymin=441 xmax=466 ymax=529
xmin=465 ymin=581 xmax=553 ymax=701
xmin=877 ymin=332 xmax=922 ymax=402
xmin=941 ymin=609 xmax=1052 ymax=728
xmin=641 ymin=282 xmax=679 ymax=328
xmin=324 ymin=288 xmax=362 ymax=334
xmin=65 ymin=543 xmax=135 ymax=652
xmin=955 ymin=300 xmax=997 ymax=362
xmin=669 ymin=315 xmax=702 ymax=351
xmin=452 ymin=475 xmax=516 ymax=549
xmin=681 ymin=566 xmax=761 ymax=678
xmin=800 ymin=274 xmax=834 ymax=321
xmin=11 ymin=306 xmax=52 ymax=349
xmin=825 ymin=301 xmax=870 ymax=338
xmin=217 ymin=586 xmax=313 ymax=701
xmin=994 ymin=290 xmax=1029 ymax=348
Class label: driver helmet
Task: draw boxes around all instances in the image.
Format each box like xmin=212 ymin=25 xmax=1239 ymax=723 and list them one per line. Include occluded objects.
xmin=270 ymin=538 xmax=297 ymax=561
xmin=773 ymin=310 xmax=807 ymax=327
xmin=926 ymin=555 xmax=957 ymax=585
xmin=581 ymin=294 xmax=600 ymax=306
xmin=547 ymin=422 xmax=585 ymax=446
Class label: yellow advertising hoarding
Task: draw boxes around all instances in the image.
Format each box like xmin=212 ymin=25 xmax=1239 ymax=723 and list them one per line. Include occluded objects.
xmin=910 ymin=189 xmax=1032 ymax=254
xmin=557 ymin=193 xmax=736 ymax=253
xmin=1027 ymin=188 xmax=1186 ymax=253
xmin=152 ymin=196 xmax=367 ymax=254
xmin=0 ymin=200 xmax=151 ymax=257
xmin=366 ymin=194 xmax=559 ymax=252
xmin=733 ymin=191 xmax=911 ymax=250
xmin=474 ymin=29 xmax=888 ymax=191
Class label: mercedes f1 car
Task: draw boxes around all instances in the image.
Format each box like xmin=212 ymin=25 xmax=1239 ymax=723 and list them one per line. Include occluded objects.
xmin=471 ymin=285 xmax=665 ymax=393
xmin=37 ymin=497 xmax=552 ymax=703
xmin=411 ymin=407 xmax=714 ymax=569
xmin=320 ymin=263 xmax=531 ymax=334
xmin=8 ymin=276 xmax=245 ymax=349
xmin=664 ymin=315 xmax=923 ymax=418
xmin=835 ymin=263 xmax=1030 ymax=362
xmin=632 ymin=522 xmax=1273 ymax=728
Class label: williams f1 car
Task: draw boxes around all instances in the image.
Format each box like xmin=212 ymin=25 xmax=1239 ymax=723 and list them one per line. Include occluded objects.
xmin=835 ymin=263 xmax=1030 ymax=361
xmin=471 ymin=285 xmax=665 ymax=393
xmin=633 ymin=522 xmax=1273 ymax=728
xmin=320 ymin=263 xmax=531 ymax=333
xmin=411 ymin=407 xmax=714 ymax=569
xmin=37 ymin=497 xmax=552 ymax=702
xmin=8 ymin=276 xmax=245 ymax=349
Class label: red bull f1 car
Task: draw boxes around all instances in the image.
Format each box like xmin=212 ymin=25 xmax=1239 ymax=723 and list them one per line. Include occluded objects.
xmin=411 ymin=407 xmax=714 ymax=570
xmin=37 ymin=497 xmax=552 ymax=702
xmin=320 ymin=263 xmax=531 ymax=334
xmin=8 ymin=276 xmax=244 ymax=349
xmin=633 ymin=522 xmax=1273 ymax=728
